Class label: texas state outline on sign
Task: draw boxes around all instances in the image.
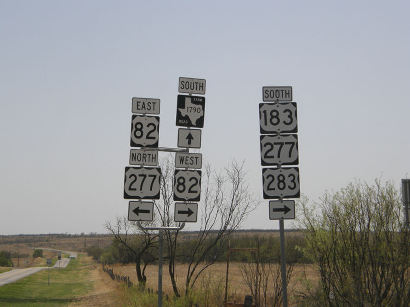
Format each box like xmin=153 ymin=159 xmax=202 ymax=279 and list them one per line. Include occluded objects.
xmin=176 ymin=95 xmax=205 ymax=128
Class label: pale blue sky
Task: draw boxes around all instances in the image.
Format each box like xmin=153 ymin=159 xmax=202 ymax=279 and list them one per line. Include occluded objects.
xmin=1 ymin=0 xmax=409 ymax=234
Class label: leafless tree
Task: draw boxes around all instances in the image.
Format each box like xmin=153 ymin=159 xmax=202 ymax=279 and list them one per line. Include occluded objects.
xmin=105 ymin=217 xmax=158 ymax=287
xmin=156 ymin=157 xmax=258 ymax=297
xmin=240 ymin=240 xmax=294 ymax=307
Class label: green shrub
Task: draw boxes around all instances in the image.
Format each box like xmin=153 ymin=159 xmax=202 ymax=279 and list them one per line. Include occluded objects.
xmin=0 ymin=251 xmax=12 ymax=267
xmin=32 ymin=249 xmax=43 ymax=258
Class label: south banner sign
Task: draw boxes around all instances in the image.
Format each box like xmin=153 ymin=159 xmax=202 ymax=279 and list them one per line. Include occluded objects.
xmin=176 ymin=95 xmax=205 ymax=128
xmin=124 ymin=167 xmax=161 ymax=199
xmin=178 ymin=77 xmax=206 ymax=95
xmin=262 ymin=86 xmax=292 ymax=102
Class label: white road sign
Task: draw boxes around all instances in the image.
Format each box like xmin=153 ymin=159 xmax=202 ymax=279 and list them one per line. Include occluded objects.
xmin=176 ymin=95 xmax=205 ymax=128
xmin=173 ymin=170 xmax=201 ymax=201
xmin=130 ymin=115 xmax=159 ymax=148
xmin=269 ymin=200 xmax=295 ymax=220
xmin=259 ymin=102 xmax=297 ymax=134
xmin=132 ymin=97 xmax=160 ymax=115
xmin=260 ymin=134 xmax=299 ymax=166
xmin=129 ymin=149 xmax=158 ymax=166
xmin=128 ymin=201 xmax=154 ymax=221
xmin=175 ymin=152 xmax=202 ymax=169
xmin=174 ymin=202 xmax=198 ymax=222
xmin=262 ymin=167 xmax=300 ymax=199
xmin=177 ymin=128 xmax=201 ymax=148
xmin=124 ymin=167 xmax=161 ymax=199
xmin=178 ymin=77 xmax=206 ymax=95
xmin=262 ymin=86 xmax=292 ymax=102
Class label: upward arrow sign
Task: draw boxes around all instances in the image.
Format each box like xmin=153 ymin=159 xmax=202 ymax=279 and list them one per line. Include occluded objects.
xmin=186 ymin=133 xmax=194 ymax=145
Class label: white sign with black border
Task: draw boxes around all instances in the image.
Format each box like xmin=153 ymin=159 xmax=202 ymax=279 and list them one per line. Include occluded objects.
xmin=130 ymin=115 xmax=160 ymax=148
xmin=262 ymin=167 xmax=300 ymax=199
xmin=259 ymin=102 xmax=297 ymax=134
xmin=262 ymin=86 xmax=292 ymax=102
xmin=175 ymin=152 xmax=202 ymax=169
xmin=124 ymin=167 xmax=161 ymax=199
xmin=173 ymin=169 xmax=201 ymax=201
xmin=269 ymin=200 xmax=295 ymax=220
xmin=174 ymin=202 xmax=198 ymax=222
xmin=260 ymin=134 xmax=298 ymax=166
xmin=128 ymin=201 xmax=154 ymax=221
xmin=132 ymin=97 xmax=160 ymax=115
xmin=129 ymin=149 xmax=158 ymax=166
xmin=178 ymin=77 xmax=206 ymax=95
xmin=177 ymin=128 xmax=201 ymax=148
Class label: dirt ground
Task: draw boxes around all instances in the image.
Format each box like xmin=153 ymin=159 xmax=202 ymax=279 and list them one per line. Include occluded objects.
xmin=68 ymin=262 xmax=124 ymax=307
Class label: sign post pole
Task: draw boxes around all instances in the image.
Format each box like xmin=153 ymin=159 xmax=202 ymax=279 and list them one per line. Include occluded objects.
xmin=402 ymin=179 xmax=410 ymax=227
xmin=279 ymin=218 xmax=288 ymax=307
xmin=158 ymin=229 xmax=163 ymax=307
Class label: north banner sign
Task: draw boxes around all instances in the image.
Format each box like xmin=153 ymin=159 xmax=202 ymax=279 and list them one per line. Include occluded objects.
xmin=132 ymin=97 xmax=160 ymax=115
xmin=129 ymin=149 xmax=158 ymax=166
xmin=175 ymin=152 xmax=202 ymax=169
xmin=262 ymin=167 xmax=300 ymax=199
xmin=176 ymin=95 xmax=205 ymax=128
xmin=259 ymin=102 xmax=297 ymax=134
xmin=128 ymin=201 xmax=154 ymax=221
xmin=178 ymin=77 xmax=206 ymax=95
xmin=130 ymin=115 xmax=160 ymax=148
xmin=262 ymin=86 xmax=292 ymax=102
xmin=174 ymin=202 xmax=198 ymax=222
xmin=269 ymin=200 xmax=295 ymax=220
xmin=124 ymin=167 xmax=161 ymax=199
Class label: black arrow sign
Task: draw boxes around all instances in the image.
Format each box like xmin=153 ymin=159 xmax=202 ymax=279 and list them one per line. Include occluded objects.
xmin=186 ymin=133 xmax=194 ymax=145
xmin=133 ymin=206 xmax=151 ymax=216
xmin=272 ymin=205 xmax=291 ymax=214
xmin=178 ymin=208 xmax=194 ymax=217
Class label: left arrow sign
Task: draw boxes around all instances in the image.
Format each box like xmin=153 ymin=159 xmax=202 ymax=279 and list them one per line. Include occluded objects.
xmin=128 ymin=201 xmax=154 ymax=221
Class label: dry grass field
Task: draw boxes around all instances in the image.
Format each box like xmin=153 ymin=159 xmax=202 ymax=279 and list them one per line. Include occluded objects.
xmin=112 ymin=262 xmax=320 ymax=303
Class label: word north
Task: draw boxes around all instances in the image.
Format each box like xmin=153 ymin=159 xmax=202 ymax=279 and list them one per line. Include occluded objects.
xmin=129 ymin=149 xmax=158 ymax=166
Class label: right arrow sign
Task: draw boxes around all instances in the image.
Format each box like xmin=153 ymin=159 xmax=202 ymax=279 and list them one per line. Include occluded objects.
xmin=174 ymin=203 xmax=198 ymax=222
xmin=269 ymin=200 xmax=295 ymax=220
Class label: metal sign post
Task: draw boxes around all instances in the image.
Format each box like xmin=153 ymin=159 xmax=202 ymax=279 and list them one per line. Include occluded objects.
xmin=136 ymin=222 xmax=185 ymax=307
xmin=259 ymin=87 xmax=299 ymax=307
xmin=279 ymin=218 xmax=288 ymax=307
xmin=402 ymin=179 xmax=410 ymax=227
xmin=123 ymin=77 xmax=206 ymax=306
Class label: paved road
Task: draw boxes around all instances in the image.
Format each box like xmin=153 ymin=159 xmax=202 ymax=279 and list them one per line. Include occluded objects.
xmin=0 ymin=251 xmax=73 ymax=286
xmin=0 ymin=267 xmax=47 ymax=286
